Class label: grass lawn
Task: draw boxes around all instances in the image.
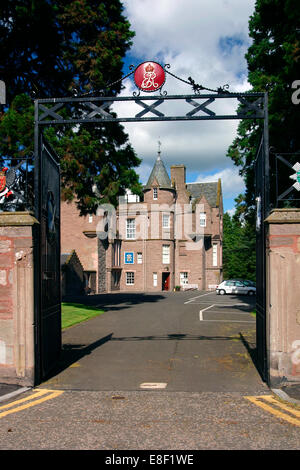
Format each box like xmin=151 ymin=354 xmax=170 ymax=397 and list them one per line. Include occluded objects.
xmin=61 ymin=302 xmax=105 ymax=330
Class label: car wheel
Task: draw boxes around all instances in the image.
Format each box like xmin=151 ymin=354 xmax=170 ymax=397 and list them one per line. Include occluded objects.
xmin=248 ymin=290 xmax=255 ymax=296
xmin=219 ymin=289 xmax=226 ymax=295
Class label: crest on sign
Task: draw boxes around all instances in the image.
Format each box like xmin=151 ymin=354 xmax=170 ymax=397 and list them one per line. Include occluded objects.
xmin=0 ymin=167 xmax=14 ymax=199
xmin=134 ymin=61 xmax=166 ymax=92
xmin=0 ymin=171 xmax=6 ymax=192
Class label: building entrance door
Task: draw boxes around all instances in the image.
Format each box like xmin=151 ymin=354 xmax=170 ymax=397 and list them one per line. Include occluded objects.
xmin=162 ymin=272 xmax=170 ymax=291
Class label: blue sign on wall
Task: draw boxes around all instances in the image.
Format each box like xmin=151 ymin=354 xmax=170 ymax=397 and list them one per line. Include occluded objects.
xmin=124 ymin=252 xmax=134 ymax=264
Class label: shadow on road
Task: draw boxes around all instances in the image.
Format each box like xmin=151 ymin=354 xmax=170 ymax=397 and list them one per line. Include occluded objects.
xmin=239 ymin=332 xmax=265 ymax=381
xmin=62 ymin=292 xmax=166 ymax=312
xmin=45 ymin=330 xmax=257 ymax=382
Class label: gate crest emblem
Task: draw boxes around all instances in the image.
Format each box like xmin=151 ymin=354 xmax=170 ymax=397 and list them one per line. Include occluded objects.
xmin=134 ymin=61 xmax=166 ymax=93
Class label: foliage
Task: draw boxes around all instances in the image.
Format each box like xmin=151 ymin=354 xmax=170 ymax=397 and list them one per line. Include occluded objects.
xmin=227 ymin=0 xmax=300 ymax=215
xmin=223 ymin=203 xmax=256 ymax=281
xmin=0 ymin=0 xmax=142 ymax=214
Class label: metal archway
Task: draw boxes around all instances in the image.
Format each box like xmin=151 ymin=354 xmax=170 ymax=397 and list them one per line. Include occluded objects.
xmin=33 ymin=62 xmax=269 ymax=383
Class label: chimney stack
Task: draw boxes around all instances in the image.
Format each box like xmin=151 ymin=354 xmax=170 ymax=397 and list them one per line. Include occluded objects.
xmin=171 ymin=165 xmax=186 ymax=189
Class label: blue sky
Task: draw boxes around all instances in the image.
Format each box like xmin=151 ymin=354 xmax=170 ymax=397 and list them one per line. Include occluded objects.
xmin=115 ymin=0 xmax=256 ymax=214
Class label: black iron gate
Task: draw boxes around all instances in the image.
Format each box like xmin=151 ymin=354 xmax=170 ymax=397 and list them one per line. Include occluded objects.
xmin=34 ymin=134 xmax=61 ymax=383
xmin=255 ymin=130 xmax=270 ymax=382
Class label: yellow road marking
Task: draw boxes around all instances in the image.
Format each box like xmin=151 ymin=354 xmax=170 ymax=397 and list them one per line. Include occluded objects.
xmin=0 ymin=389 xmax=64 ymax=419
xmin=261 ymin=395 xmax=300 ymax=418
xmin=245 ymin=395 xmax=300 ymax=427
xmin=0 ymin=389 xmax=51 ymax=410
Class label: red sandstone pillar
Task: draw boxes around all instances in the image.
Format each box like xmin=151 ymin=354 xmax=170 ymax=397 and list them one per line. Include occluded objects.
xmin=0 ymin=212 xmax=39 ymax=386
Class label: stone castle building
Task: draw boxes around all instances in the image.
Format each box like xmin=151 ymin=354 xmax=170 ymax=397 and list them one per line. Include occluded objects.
xmin=61 ymin=153 xmax=223 ymax=294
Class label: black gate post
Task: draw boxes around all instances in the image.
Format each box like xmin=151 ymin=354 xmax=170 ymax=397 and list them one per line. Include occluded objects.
xmin=33 ymin=99 xmax=42 ymax=384
xmin=33 ymin=100 xmax=62 ymax=384
xmin=263 ymin=92 xmax=270 ymax=384
xmin=255 ymin=92 xmax=270 ymax=383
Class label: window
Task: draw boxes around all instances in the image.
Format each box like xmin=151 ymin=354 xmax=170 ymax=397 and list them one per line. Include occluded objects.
xmin=112 ymin=270 xmax=121 ymax=287
xmin=213 ymin=243 xmax=218 ymax=267
xmin=153 ymin=272 xmax=158 ymax=287
xmin=200 ymin=213 xmax=206 ymax=227
xmin=126 ymin=218 xmax=136 ymax=239
xmin=162 ymin=245 xmax=170 ymax=264
xmin=113 ymin=241 xmax=121 ymax=266
xmin=137 ymin=252 xmax=143 ymax=264
xmin=153 ymin=187 xmax=158 ymax=200
xmin=126 ymin=272 xmax=135 ymax=285
xmin=162 ymin=213 xmax=170 ymax=228
xmin=180 ymin=272 xmax=188 ymax=286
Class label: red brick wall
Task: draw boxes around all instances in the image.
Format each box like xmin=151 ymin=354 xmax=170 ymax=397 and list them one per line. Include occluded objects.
xmin=61 ymin=201 xmax=98 ymax=282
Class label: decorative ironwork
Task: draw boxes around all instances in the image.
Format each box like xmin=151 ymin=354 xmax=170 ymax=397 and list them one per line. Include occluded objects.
xmin=0 ymin=157 xmax=34 ymax=211
xmin=61 ymin=62 xmax=245 ymax=98
xmin=36 ymin=91 xmax=265 ymax=126
xmin=33 ymin=62 xmax=266 ymax=128
xmin=273 ymin=150 xmax=300 ymax=206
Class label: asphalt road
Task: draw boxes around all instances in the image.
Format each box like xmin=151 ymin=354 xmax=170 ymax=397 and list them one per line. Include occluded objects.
xmin=41 ymin=290 xmax=264 ymax=393
xmin=0 ymin=291 xmax=299 ymax=451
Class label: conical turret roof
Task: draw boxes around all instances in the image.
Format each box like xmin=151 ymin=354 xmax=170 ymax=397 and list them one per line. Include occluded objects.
xmin=144 ymin=153 xmax=171 ymax=189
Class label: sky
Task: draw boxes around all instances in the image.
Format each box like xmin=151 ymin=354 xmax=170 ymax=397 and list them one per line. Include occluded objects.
xmin=113 ymin=0 xmax=256 ymax=214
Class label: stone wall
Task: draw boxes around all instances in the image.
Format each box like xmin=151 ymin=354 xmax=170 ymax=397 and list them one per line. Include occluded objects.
xmin=266 ymin=209 xmax=300 ymax=386
xmin=98 ymin=238 xmax=107 ymax=293
xmin=0 ymin=212 xmax=38 ymax=386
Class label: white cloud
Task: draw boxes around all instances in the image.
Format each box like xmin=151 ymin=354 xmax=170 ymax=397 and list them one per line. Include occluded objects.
xmin=226 ymin=208 xmax=236 ymax=217
xmin=118 ymin=0 xmax=256 ymax=206
xmin=196 ymin=167 xmax=245 ymax=199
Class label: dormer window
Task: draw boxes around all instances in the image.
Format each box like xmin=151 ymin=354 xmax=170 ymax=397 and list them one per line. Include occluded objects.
xmin=153 ymin=187 xmax=158 ymax=200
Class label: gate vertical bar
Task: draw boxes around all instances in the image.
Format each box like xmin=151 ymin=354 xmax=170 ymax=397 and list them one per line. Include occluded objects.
xmin=263 ymin=91 xmax=270 ymax=384
xmin=264 ymin=92 xmax=270 ymax=220
xmin=33 ymin=99 xmax=42 ymax=384
xmin=255 ymin=138 xmax=266 ymax=382
xmin=255 ymin=91 xmax=269 ymax=383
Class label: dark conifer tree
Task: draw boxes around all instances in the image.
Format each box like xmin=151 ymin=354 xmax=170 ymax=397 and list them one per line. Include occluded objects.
xmin=0 ymin=0 xmax=142 ymax=214
xmin=227 ymin=0 xmax=300 ymax=217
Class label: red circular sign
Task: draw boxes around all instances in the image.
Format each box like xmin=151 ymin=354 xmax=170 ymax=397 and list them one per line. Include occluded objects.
xmin=134 ymin=61 xmax=166 ymax=92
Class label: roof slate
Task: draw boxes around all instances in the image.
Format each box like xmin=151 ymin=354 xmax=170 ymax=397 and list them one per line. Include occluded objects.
xmin=144 ymin=156 xmax=222 ymax=208
xmin=186 ymin=182 xmax=220 ymax=207
xmin=145 ymin=157 xmax=171 ymax=189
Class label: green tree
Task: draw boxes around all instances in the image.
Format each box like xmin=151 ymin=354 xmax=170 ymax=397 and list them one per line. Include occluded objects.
xmin=0 ymin=0 xmax=142 ymax=214
xmin=223 ymin=203 xmax=256 ymax=281
xmin=227 ymin=0 xmax=300 ymax=216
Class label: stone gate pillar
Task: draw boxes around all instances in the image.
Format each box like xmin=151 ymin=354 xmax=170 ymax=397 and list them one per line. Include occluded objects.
xmin=0 ymin=212 xmax=38 ymax=386
xmin=266 ymin=209 xmax=300 ymax=386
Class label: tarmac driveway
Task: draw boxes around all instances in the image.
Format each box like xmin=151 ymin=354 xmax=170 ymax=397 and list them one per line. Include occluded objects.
xmin=40 ymin=291 xmax=267 ymax=394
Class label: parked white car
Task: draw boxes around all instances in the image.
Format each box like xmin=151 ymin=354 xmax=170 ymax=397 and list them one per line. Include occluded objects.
xmin=216 ymin=280 xmax=256 ymax=296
